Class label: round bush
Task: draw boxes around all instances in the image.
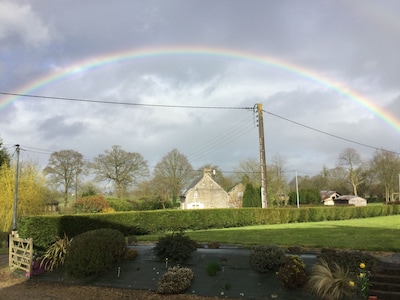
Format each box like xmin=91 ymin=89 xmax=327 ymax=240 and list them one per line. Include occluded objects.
xmin=64 ymin=228 xmax=126 ymax=277
xmin=250 ymin=245 xmax=286 ymax=273
xmin=157 ymin=266 xmax=194 ymax=294
xmin=154 ymin=232 xmax=197 ymax=263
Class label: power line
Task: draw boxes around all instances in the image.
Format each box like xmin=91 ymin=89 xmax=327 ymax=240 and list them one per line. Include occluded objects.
xmin=263 ymin=109 xmax=400 ymax=155
xmin=0 ymin=91 xmax=253 ymax=110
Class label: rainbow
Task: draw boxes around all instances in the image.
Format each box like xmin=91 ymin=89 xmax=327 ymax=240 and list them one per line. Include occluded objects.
xmin=1 ymin=46 xmax=399 ymax=132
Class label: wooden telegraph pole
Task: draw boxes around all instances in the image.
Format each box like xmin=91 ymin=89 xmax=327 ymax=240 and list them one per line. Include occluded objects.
xmin=257 ymin=103 xmax=268 ymax=208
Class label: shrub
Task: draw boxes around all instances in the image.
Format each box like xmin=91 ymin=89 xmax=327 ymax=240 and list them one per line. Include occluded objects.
xmin=40 ymin=233 xmax=72 ymax=271
xmin=156 ymin=266 xmax=194 ymax=294
xmin=124 ymin=248 xmax=138 ymax=260
xmin=277 ymin=255 xmax=307 ymax=289
xmin=106 ymin=198 xmax=134 ymax=211
xmin=154 ymin=232 xmax=197 ymax=263
xmin=250 ymin=245 xmax=286 ymax=273
xmin=308 ymin=259 xmax=354 ymax=300
xmin=207 ymin=242 xmax=220 ymax=249
xmin=71 ymin=195 xmax=110 ymax=213
xmin=319 ymin=249 xmax=379 ymax=274
xmin=64 ymin=228 xmax=126 ymax=277
xmin=206 ymin=262 xmax=220 ymax=276
xmin=0 ymin=231 xmax=8 ymax=249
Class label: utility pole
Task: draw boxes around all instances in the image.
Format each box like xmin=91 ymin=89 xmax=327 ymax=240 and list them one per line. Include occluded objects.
xmin=257 ymin=103 xmax=268 ymax=208
xmin=295 ymin=170 xmax=300 ymax=208
xmin=12 ymin=144 xmax=20 ymax=234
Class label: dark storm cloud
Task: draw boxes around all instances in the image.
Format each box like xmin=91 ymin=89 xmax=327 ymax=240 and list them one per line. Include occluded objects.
xmin=0 ymin=0 xmax=399 ymax=176
xmin=38 ymin=116 xmax=86 ymax=140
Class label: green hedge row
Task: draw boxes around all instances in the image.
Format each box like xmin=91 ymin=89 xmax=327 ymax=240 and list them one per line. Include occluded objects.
xmin=18 ymin=205 xmax=400 ymax=250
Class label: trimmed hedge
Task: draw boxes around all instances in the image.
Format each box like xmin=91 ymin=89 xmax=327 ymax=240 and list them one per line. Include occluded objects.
xmin=18 ymin=205 xmax=400 ymax=250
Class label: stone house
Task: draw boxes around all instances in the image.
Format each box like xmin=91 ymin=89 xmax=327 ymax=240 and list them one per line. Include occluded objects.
xmin=228 ymin=183 xmax=244 ymax=208
xmin=180 ymin=169 xmax=231 ymax=209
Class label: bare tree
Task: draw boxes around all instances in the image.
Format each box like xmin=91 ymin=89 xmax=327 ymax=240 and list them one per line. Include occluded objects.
xmin=234 ymin=158 xmax=261 ymax=187
xmin=269 ymin=154 xmax=288 ymax=205
xmin=44 ymin=149 xmax=85 ymax=206
xmin=153 ymin=148 xmax=194 ymax=206
xmin=370 ymin=149 xmax=400 ymax=202
xmin=338 ymin=148 xmax=365 ymax=196
xmin=91 ymin=145 xmax=149 ymax=198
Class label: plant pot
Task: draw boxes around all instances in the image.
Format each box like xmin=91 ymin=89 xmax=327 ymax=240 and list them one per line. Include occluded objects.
xmin=368 ymin=296 xmax=378 ymax=300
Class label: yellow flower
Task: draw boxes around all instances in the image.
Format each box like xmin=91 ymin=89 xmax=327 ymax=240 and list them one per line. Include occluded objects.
xmin=359 ymin=273 xmax=365 ymax=278
xmin=349 ymin=281 xmax=355 ymax=287
xmin=359 ymin=263 xmax=366 ymax=269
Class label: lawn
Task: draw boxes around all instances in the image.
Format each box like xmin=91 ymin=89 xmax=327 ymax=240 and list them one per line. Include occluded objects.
xmin=137 ymin=215 xmax=400 ymax=252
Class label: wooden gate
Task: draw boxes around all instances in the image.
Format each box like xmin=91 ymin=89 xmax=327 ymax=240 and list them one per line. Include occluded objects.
xmin=9 ymin=233 xmax=33 ymax=276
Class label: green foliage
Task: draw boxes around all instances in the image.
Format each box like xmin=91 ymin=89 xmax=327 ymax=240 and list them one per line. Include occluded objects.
xmin=277 ymin=255 xmax=308 ymax=289
xmin=0 ymin=137 xmax=10 ymax=168
xmin=71 ymin=195 xmax=111 ymax=213
xmin=242 ymin=183 xmax=261 ymax=207
xmin=250 ymin=245 xmax=286 ymax=273
xmin=288 ymin=188 xmax=321 ymax=205
xmin=156 ymin=266 xmax=194 ymax=294
xmin=318 ymin=249 xmax=379 ymax=275
xmin=206 ymin=262 xmax=221 ymax=276
xmin=19 ymin=205 xmax=400 ymax=249
xmin=0 ymin=231 xmax=8 ymax=249
xmin=40 ymin=233 xmax=72 ymax=271
xmin=308 ymin=260 xmax=354 ymax=300
xmin=136 ymin=199 xmax=174 ymax=210
xmin=64 ymin=228 xmax=126 ymax=277
xmin=106 ymin=198 xmax=134 ymax=211
xmin=154 ymin=232 xmax=197 ymax=263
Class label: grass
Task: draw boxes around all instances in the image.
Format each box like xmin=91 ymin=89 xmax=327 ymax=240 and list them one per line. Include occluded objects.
xmin=137 ymin=215 xmax=400 ymax=252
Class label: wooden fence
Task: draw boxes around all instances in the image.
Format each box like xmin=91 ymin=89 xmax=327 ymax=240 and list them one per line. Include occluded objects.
xmin=9 ymin=233 xmax=33 ymax=276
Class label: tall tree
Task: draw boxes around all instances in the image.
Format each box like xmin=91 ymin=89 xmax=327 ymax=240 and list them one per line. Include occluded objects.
xmin=153 ymin=148 xmax=194 ymax=206
xmin=268 ymin=154 xmax=288 ymax=205
xmin=234 ymin=158 xmax=261 ymax=187
xmin=242 ymin=183 xmax=261 ymax=207
xmin=370 ymin=149 xmax=400 ymax=202
xmin=0 ymin=137 xmax=10 ymax=168
xmin=338 ymin=148 xmax=365 ymax=196
xmin=44 ymin=149 xmax=85 ymax=206
xmin=91 ymin=145 xmax=149 ymax=198
xmin=0 ymin=162 xmax=47 ymax=232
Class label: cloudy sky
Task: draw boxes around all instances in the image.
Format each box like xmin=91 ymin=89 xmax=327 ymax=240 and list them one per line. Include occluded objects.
xmin=0 ymin=0 xmax=399 ymax=180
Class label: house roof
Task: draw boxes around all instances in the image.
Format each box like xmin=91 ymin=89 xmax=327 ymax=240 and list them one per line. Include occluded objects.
xmin=181 ymin=175 xmax=203 ymax=196
xmin=320 ymin=190 xmax=341 ymax=201
xmin=335 ymin=195 xmax=366 ymax=201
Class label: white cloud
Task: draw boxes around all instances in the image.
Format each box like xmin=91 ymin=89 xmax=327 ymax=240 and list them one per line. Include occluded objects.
xmin=0 ymin=1 xmax=51 ymax=46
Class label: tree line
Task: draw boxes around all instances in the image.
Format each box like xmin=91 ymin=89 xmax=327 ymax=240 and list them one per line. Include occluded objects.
xmin=1 ymin=134 xmax=399 ymax=231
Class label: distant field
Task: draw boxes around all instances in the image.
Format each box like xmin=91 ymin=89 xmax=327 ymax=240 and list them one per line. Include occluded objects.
xmin=138 ymin=215 xmax=400 ymax=252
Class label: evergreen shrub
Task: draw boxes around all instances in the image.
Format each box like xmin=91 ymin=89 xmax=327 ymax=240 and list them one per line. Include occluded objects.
xmin=106 ymin=198 xmax=134 ymax=211
xmin=64 ymin=228 xmax=126 ymax=277
xmin=154 ymin=232 xmax=197 ymax=263
xmin=250 ymin=245 xmax=286 ymax=272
